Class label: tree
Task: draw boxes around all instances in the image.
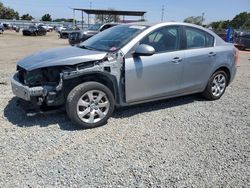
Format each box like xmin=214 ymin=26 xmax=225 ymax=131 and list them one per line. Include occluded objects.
xmin=184 ymin=16 xmax=203 ymax=25
xmin=53 ymin=18 xmax=74 ymax=23
xmin=230 ymin=12 xmax=250 ymax=29
xmin=0 ymin=2 xmax=19 ymax=20
xmin=21 ymin=14 xmax=33 ymax=20
xmin=210 ymin=20 xmax=230 ymax=30
xmin=209 ymin=12 xmax=250 ymax=30
xmin=242 ymin=19 xmax=250 ymax=29
xmin=95 ymin=9 xmax=120 ymax=23
xmin=41 ymin=14 xmax=52 ymax=21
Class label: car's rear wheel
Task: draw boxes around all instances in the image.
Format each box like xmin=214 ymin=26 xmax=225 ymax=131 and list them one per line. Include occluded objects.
xmin=202 ymin=70 xmax=228 ymax=100
xmin=66 ymin=82 xmax=115 ymax=129
xmin=240 ymin=47 xmax=245 ymax=51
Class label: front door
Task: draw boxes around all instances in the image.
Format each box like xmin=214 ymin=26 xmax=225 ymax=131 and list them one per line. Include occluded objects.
xmin=125 ymin=26 xmax=185 ymax=103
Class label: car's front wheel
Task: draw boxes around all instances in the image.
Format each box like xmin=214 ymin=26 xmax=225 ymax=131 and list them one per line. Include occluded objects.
xmin=66 ymin=82 xmax=115 ymax=129
xmin=202 ymin=70 xmax=228 ymax=100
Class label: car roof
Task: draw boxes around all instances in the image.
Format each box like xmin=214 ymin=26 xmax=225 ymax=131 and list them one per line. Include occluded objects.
xmin=127 ymin=21 xmax=221 ymax=38
xmin=127 ymin=21 xmax=204 ymax=29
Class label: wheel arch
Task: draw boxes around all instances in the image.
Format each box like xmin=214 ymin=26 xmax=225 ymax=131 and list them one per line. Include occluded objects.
xmin=63 ymin=72 xmax=120 ymax=104
xmin=212 ymin=66 xmax=231 ymax=86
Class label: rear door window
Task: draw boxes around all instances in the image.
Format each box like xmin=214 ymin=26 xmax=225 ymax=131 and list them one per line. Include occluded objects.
xmin=185 ymin=27 xmax=206 ymax=48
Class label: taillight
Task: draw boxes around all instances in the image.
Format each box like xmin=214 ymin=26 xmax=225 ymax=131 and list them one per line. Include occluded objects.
xmin=234 ymin=48 xmax=239 ymax=66
xmin=239 ymin=38 xmax=242 ymax=44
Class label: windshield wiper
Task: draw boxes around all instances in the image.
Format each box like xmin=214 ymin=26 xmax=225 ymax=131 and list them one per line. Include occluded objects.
xmin=79 ymin=45 xmax=96 ymax=51
xmin=79 ymin=45 xmax=108 ymax=52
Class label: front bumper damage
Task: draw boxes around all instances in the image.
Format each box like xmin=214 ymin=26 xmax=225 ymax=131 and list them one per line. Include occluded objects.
xmin=11 ymin=73 xmax=45 ymax=101
xmin=11 ymin=73 xmax=64 ymax=115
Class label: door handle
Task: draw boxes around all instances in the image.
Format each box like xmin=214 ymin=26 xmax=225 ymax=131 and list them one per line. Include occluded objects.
xmin=208 ymin=52 xmax=216 ymax=57
xmin=171 ymin=57 xmax=182 ymax=63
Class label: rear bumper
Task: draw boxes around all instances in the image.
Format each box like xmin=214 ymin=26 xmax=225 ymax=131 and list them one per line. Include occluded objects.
xmin=230 ymin=65 xmax=237 ymax=84
xmin=61 ymin=33 xmax=69 ymax=39
xmin=11 ymin=73 xmax=45 ymax=101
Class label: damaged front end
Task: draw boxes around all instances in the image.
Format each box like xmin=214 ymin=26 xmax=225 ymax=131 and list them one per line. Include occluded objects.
xmin=11 ymin=66 xmax=66 ymax=115
xmin=11 ymin=50 xmax=124 ymax=116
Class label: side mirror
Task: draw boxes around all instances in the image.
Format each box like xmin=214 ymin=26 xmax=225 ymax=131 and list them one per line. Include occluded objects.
xmin=134 ymin=44 xmax=155 ymax=56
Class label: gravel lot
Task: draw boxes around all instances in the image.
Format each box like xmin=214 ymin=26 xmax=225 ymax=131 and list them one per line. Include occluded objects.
xmin=0 ymin=31 xmax=249 ymax=187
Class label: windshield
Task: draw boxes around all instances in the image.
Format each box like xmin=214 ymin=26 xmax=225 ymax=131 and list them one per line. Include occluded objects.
xmin=29 ymin=26 xmax=36 ymax=29
xmin=79 ymin=25 xmax=148 ymax=52
xmin=88 ymin=24 xmax=102 ymax=31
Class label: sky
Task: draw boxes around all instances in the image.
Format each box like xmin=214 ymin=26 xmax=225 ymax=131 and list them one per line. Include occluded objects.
xmin=1 ymin=0 xmax=250 ymax=23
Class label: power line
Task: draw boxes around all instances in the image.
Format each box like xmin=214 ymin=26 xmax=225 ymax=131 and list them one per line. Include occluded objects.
xmin=90 ymin=1 xmax=92 ymax=9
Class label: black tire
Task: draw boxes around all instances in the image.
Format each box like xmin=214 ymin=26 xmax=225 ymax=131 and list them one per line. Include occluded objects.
xmin=202 ymin=70 xmax=228 ymax=100
xmin=66 ymin=82 xmax=115 ymax=129
xmin=58 ymin=32 xmax=62 ymax=38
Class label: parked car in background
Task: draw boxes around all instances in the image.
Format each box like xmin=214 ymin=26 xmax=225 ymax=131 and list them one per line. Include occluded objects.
xmin=59 ymin=26 xmax=80 ymax=39
xmin=55 ymin=25 xmax=67 ymax=33
xmin=12 ymin=25 xmax=20 ymax=32
xmin=3 ymin=23 xmax=12 ymax=30
xmin=214 ymin=30 xmax=227 ymax=41
xmin=47 ymin=25 xmax=54 ymax=32
xmin=22 ymin=25 xmax=47 ymax=36
xmin=234 ymin=31 xmax=250 ymax=50
xmin=11 ymin=22 xmax=238 ymax=129
xmin=68 ymin=23 xmax=119 ymax=46
xmin=0 ymin=23 xmax=4 ymax=34
xmin=38 ymin=24 xmax=53 ymax=32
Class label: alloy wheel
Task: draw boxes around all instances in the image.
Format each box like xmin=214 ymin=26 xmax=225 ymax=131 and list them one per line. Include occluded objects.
xmin=77 ymin=90 xmax=110 ymax=124
xmin=211 ymin=74 xmax=226 ymax=97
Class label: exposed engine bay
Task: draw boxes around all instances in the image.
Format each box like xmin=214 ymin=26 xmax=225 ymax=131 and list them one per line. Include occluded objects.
xmin=12 ymin=51 xmax=125 ymax=115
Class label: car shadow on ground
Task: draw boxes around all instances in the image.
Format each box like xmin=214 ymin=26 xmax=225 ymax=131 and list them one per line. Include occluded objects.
xmin=4 ymin=94 xmax=204 ymax=131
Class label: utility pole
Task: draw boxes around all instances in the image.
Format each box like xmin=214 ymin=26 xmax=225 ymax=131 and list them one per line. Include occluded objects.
xmin=201 ymin=12 xmax=205 ymax=25
xmin=89 ymin=1 xmax=92 ymax=24
xmin=161 ymin=5 xmax=164 ymax=22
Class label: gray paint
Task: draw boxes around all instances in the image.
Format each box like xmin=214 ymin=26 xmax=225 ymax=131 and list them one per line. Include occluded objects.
xmin=125 ymin=50 xmax=185 ymax=103
xmin=134 ymin=44 xmax=155 ymax=56
xmin=17 ymin=46 xmax=107 ymax=71
xmin=14 ymin=22 xmax=237 ymax=107
xmin=123 ymin=23 xmax=236 ymax=104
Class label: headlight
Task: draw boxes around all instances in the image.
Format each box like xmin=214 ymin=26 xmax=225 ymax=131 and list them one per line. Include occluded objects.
xmin=106 ymin=53 xmax=118 ymax=62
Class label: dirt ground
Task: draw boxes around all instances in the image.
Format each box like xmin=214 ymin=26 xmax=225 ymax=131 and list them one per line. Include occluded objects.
xmin=0 ymin=31 xmax=67 ymax=79
xmin=0 ymin=30 xmax=249 ymax=187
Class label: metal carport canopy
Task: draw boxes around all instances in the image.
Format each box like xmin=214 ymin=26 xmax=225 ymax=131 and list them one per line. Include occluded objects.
xmin=73 ymin=9 xmax=146 ymax=16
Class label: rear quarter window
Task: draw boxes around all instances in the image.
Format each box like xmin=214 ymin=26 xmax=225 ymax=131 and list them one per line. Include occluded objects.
xmin=206 ymin=33 xmax=214 ymax=47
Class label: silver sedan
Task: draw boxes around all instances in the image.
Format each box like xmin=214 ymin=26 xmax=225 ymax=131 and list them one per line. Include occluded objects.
xmin=11 ymin=22 xmax=238 ymax=128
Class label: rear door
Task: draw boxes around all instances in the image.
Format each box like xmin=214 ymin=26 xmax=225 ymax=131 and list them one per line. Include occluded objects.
xmin=180 ymin=26 xmax=216 ymax=91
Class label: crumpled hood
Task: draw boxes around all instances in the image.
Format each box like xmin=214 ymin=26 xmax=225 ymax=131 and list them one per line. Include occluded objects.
xmin=17 ymin=46 xmax=107 ymax=71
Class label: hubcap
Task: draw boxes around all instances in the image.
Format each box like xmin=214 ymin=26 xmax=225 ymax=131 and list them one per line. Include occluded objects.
xmin=211 ymin=74 xmax=226 ymax=97
xmin=77 ymin=90 xmax=110 ymax=124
